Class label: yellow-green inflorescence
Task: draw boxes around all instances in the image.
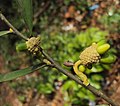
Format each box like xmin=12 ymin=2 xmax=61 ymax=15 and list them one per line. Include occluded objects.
xmin=80 ymin=43 xmax=101 ymax=66
xmin=73 ymin=42 xmax=113 ymax=86
xmin=26 ymin=36 xmax=41 ymax=54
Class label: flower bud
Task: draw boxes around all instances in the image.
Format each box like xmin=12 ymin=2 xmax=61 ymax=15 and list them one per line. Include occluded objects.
xmin=79 ymin=65 xmax=85 ymax=72
xmin=26 ymin=36 xmax=40 ymax=54
xmin=9 ymin=28 xmax=13 ymax=33
xmin=16 ymin=43 xmax=27 ymax=52
xmin=100 ymin=55 xmax=116 ymax=63
xmin=97 ymin=44 xmax=110 ymax=54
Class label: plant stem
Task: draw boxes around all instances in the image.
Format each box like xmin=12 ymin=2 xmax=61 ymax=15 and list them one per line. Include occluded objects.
xmin=0 ymin=11 xmax=119 ymax=106
xmin=0 ymin=12 xmax=28 ymax=40
xmin=41 ymin=49 xmax=119 ymax=106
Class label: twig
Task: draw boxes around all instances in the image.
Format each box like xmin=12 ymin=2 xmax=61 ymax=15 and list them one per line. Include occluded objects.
xmin=0 ymin=11 xmax=119 ymax=106
xmin=41 ymin=49 xmax=119 ymax=106
xmin=0 ymin=12 xmax=28 ymax=40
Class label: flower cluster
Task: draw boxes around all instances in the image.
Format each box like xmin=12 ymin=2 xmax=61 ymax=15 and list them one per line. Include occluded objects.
xmin=26 ymin=36 xmax=40 ymax=54
xmin=80 ymin=43 xmax=100 ymax=66
xmin=73 ymin=41 xmax=115 ymax=86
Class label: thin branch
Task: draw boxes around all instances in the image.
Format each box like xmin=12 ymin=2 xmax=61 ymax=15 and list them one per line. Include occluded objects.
xmin=41 ymin=49 xmax=119 ymax=106
xmin=0 ymin=12 xmax=28 ymax=40
xmin=0 ymin=11 xmax=119 ymax=106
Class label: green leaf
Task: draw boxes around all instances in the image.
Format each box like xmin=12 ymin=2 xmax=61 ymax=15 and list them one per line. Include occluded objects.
xmin=0 ymin=63 xmax=45 ymax=82
xmin=91 ymin=74 xmax=103 ymax=81
xmin=0 ymin=30 xmax=11 ymax=37
xmin=62 ymin=80 xmax=78 ymax=91
xmin=17 ymin=0 xmax=33 ymax=35
xmin=37 ymin=83 xmax=54 ymax=94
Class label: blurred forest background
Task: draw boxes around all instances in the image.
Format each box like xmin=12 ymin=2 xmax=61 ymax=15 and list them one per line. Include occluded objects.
xmin=0 ymin=0 xmax=120 ymax=106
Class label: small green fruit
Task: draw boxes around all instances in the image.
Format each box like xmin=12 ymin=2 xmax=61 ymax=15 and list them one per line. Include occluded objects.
xmin=100 ymin=55 xmax=116 ymax=63
xmin=16 ymin=43 xmax=27 ymax=52
xmin=97 ymin=44 xmax=110 ymax=54
xmin=79 ymin=65 xmax=85 ymax=72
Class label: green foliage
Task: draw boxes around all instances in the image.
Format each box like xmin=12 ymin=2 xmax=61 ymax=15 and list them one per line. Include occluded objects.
xmin=62 ymin=80 xmax=95 ymax=105
xmin=42 ymin=27 xmax=115 ymax=64
xmin=76 ymin=27 xmax=108 ymax=47
xmin=100 ymin=54 xmax=116 ymax=64
xmin=16 ymin=0 xmax=33 ymax=35
xmin=37 ymin=83 xmax=54 ymax=94
xmin=100 ymin=8 xmax=120 ymax=33
xmin=0 ymin=64 xmax=44 ymax=82
xmin=41 ymin=27 xmax=116 ymax=105
xmin=0 ymin=30 xmax=12 ymax=37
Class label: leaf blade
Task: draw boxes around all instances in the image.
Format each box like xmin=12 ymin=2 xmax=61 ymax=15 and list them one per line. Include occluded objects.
xmin=0 ymin=30 xmax=11 ymax=37
xmin=17 ymin=0 xmax=33 ymax=35
xmin=0 ymin=64 xmax=45 ymax=82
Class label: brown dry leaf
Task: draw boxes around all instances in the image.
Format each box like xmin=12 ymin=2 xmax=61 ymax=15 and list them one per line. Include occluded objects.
xmin=110 ymin=80 xmax=120 ymax=104
xmin=68 ymin=5 xmax=76 ymax=15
